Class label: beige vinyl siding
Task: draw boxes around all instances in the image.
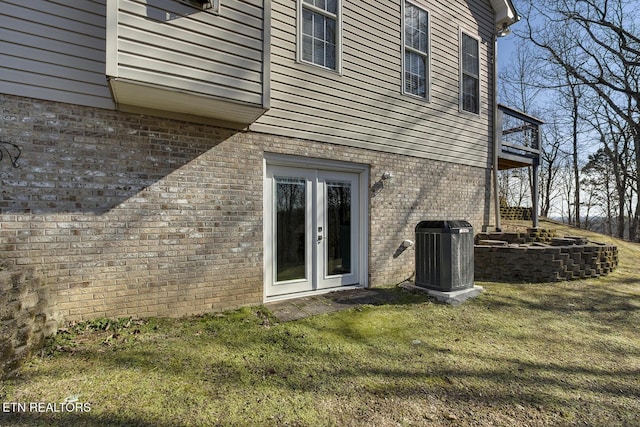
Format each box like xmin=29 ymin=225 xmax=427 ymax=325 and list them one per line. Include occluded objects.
xmin=111 ymin=0 xmax=264 ymax=107
xmin=253 ymin=0 xmax=496 ymax=168
xmin=0 ymin=0 xmax=114 ymax=109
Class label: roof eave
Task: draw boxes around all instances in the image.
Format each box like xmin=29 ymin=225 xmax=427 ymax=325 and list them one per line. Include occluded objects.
xmin=491 ymin=0 xmax=520 ymax=30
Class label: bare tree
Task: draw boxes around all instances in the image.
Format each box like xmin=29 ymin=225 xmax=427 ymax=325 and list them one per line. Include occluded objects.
xmin=539 ymin=114 xmax=568 ymax=217
xmin=559 ymin=158 xmax=575 ymax=224
xmin=582 ymin=148 xmax=616 ymax=235
xmin=499 ymin=39 xmax=546 ymax=212
xmin=568 ymin=80 xmax=582 ymax=227
xmin=519 ymin=0 xmax=640 ymax=238
xmin=581 ymin=94 xmax=636 ymax=238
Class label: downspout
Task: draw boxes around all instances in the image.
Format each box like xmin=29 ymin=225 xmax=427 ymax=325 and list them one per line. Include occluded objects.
xmin=532 ymin=130 xmax=540 ymax=228
xmin=492 ymin=34 xmax=502 ymax=232
xmin=492 ymin=2 xmax=520 ymax=231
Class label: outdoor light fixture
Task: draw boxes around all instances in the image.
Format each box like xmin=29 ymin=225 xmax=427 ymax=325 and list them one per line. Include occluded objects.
xmin=382 ymin=171 xmax=393 ymax=180
xmin=496 ymin=25 xmax=511 ymax=37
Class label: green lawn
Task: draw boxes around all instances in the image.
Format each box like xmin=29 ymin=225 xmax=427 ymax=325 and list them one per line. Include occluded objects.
xmin=2 ymin=220 xmax=640 ymax=426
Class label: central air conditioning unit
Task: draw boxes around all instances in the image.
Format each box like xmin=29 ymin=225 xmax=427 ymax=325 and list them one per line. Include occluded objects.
xmin=414 ymin=220 xmax=474 ymax=291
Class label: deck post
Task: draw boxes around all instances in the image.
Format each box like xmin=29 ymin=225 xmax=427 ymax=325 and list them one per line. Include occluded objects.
xmin=532 ymin=159 xmax=539 ymax=228
xmin=532 ymin=121 xmax=542 ymax=228
xmin=494 ymin=111 xmax=503 ymax=232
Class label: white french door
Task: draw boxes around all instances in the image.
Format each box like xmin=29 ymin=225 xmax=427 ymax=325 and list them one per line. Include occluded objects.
xmin=265 ymin=165 xmax=361 ymax=298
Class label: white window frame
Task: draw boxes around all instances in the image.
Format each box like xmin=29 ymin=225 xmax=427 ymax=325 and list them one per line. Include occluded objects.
xmin=401 ymin=0 xmax=430 ymax=100
xmin=297 ymin=0 xmax=343 ymax=73
xmin=459 ymin=29 xmax=481 ymax=115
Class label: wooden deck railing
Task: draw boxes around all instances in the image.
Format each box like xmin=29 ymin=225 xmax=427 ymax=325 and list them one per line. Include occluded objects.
xmin=497 ymin=104 xmax=543 ymax=170
xmin=496 ymin=104 xmax=544 ymax=228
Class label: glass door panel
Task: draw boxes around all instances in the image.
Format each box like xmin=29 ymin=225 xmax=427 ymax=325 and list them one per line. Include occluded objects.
xmin=275 ymin=177 xmax=307 ymax=282
xmin=326 ymin=180 xmax=351 ymax=276
xmin=265 ymin=166 xmax=314 ymax=297
xmin=317 ymin=171 xmax=359 ymax=289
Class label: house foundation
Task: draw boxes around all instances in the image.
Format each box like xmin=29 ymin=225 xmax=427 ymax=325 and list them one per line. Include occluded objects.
xmin=1 ymin=94 xmax=494 ymax=321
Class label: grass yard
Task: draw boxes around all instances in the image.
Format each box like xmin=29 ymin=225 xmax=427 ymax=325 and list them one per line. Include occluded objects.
xmin=2 ymin=220 xmax=640 ymax=426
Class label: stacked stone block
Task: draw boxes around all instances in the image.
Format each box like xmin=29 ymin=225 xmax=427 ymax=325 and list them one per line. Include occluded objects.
xmin=475 ymin=228 xmax=557 ymax=245
xmin=474 ymin=235 xmax=618 ymax=283
xmin=1 ymin=263 xmax=58 ymax=378
xmin=498 ymin=198 xmax=533 ymax=221
xmin=499 ymin=205 xmax=533 ymax=221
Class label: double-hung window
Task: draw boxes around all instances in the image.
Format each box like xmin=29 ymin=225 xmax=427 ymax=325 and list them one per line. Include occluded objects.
xmin=460 ymin=31 xmax=480 ymax=114
xmin=300 ymin=0 xmax=340 ymax=71
xmin=403 ymin=1 xmax=429 ymax=99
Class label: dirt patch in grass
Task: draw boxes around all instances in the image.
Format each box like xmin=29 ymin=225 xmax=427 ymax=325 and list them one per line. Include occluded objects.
xmin=2 ymin=220 xmax=640 ymax=426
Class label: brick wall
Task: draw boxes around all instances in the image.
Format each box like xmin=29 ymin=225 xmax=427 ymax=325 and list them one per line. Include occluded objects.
xmin=1 ymin=94 xmax=494 ymax=321
xmin=366 ymin=159 xmax=492 ymax=287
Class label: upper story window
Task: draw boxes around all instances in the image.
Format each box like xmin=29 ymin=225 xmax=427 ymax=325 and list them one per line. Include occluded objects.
xmin=403 ymin=1 xmax=430 ymax=99
xmin=460 ymin=31 xmax=480 ymax=114
xmin=299 ymin=0 xmax=341 ymax=71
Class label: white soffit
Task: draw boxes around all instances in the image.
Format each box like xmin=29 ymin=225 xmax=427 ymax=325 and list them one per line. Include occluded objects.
xmin=109 ymin=78 xmax=266 ymax=127
xmin=490 ymin=0 xmax=519 ymax=30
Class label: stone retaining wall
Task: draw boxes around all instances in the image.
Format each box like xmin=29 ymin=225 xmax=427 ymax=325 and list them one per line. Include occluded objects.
xmin=475 ymin=228 xmax=556 ymax=245
xmin=500 ymin=205 xmax=533 ymax=221
xmin=474 ymin=235 xmax=619 ymax=283
xmin=1 ymin=264 xmax=59 ymax=378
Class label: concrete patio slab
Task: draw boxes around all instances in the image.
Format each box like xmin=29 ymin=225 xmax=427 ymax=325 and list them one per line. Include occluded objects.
xmin=265 ymin=288 xmax=408 ymax=322
xmin=399 ymin=282 xmax=483 ymax=306
xmin=266 ymin=285 xmax=483 ymax=322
